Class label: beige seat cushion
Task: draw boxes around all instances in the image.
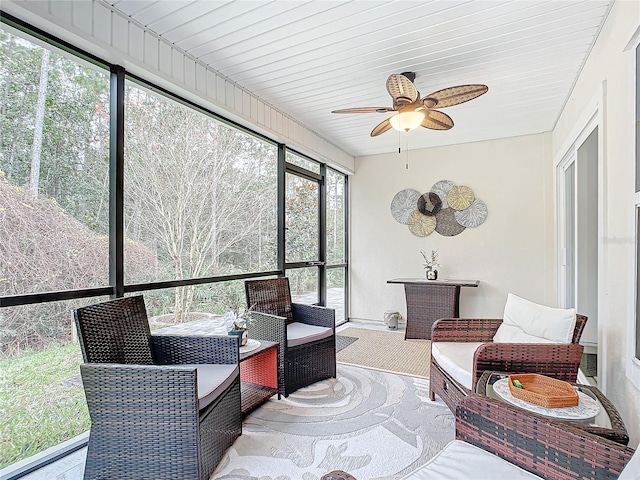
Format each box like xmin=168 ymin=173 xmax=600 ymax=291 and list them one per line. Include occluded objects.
xmin=493 ymin=293 xmax=576 ymax=344
xmin=431 ymin=342 xmax=484 ymax=390
xmin=287 ymin=322 xmax=333 ymax=347
xmin=180 ymin=364 xmax=239 ymax=410
xmin=401 ymin=440 xmax=541 ymax=479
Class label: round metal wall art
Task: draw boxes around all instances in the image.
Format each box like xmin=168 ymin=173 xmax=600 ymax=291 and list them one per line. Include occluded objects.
xmin=391 ymin=181 xmax=487 ymax=237
xmin=408 ymin=210 xmax=437 ymax=237
xmin=435 ymin=208 xmax=466 ymax=236
xmin=431 ymin=180 xmax=456 ymax=209
xmin=417 ymin=192 xmax=442 ymax=216
xmin=390 ymin=188 xmax=422 ymax=224
xmin=447 ymin=185 xmax=475 ymax=210
xmin=455 ymin=198 xmax=488 ymax=228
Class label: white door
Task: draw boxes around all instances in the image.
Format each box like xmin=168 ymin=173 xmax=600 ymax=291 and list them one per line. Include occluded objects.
xmin=558 ymin=125 xmax=599 ymax=378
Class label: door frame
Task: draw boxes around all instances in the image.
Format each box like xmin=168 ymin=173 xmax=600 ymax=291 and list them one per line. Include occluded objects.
xmin=554 ymin=92 xmax=607 ymax=390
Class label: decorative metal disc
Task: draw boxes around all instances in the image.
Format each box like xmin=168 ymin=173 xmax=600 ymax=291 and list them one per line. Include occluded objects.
xmin=435 ymin=208 xmax=466 ymax=236
xmin=408 ymin=210 xmax=437 ymax=237
xmin=417 ymin=192 xmax=442 ymax=216
xmin=455 ymin=199 xmax=488 ymax=227
xmin=447 ymin=185 xmax=475 ymax=210
xmin=431 ymin=180 xmax=456 ymax=209
xmin=390 ymin=189 xmax=421 ymax=224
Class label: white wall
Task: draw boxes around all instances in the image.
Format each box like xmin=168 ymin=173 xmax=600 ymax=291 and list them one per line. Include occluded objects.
xmin=350 ymin=133 xmax=556 ymax=324
xmin=552 ymin=0 xmax=640 ymax=447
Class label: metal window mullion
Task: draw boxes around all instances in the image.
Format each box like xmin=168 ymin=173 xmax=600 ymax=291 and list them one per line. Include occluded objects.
xmin=110 ymin=66 xmax=125 ymax=298
xmin=319 ymin=164 xmax=327 ymax=306
xmin=277 ymin=143 xmax=286 ymax=276
xmin=344 ymin=173 xmax=350 ymax=321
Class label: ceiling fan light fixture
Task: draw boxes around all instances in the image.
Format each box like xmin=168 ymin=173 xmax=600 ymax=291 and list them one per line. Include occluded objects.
xmin=389 ymin=110 xmax=425 ymax=132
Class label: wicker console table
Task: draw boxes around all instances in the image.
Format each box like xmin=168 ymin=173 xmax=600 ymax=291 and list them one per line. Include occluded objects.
xmin=387 ymin=278 xmax=479 ymax=340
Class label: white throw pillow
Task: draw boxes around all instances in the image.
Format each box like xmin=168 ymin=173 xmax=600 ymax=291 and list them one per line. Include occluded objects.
xmin=493 ymin=293 xmax=576 ymax=344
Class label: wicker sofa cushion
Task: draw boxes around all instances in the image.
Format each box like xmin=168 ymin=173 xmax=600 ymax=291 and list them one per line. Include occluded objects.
xmin=180 ymin=364 xmax=239 ymax=410
xmin=401 ymin=440 xmax=540 ymax=479
xmin=431 ymin=342 xmax=484 ymax=390
xmin=493 ymin=293 xmax=576 ymax=344
xmin=287 ymin=322 xmax=333 ymax=347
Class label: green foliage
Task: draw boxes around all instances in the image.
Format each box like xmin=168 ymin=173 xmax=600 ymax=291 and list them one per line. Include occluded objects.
xmin=0 ymin=342 xmax=90 ymax=469
xmin=0 ymin=29 xmax=110 ymax=233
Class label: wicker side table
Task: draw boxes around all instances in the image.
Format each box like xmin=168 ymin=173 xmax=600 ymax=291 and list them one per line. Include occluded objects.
xmin=476 ymin=371 xmax=629 ymax=445
xmin=239 ymin=340 xmax=280 ymax=415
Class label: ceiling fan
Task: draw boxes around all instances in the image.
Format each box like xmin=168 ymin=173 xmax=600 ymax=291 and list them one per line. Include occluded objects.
xmin=331 ymin=72 xmax=488 ymax=137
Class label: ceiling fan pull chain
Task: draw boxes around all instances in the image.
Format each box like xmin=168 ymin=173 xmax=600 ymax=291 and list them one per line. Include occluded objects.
xmin=405 ymin=136 xmax=409 ymax=170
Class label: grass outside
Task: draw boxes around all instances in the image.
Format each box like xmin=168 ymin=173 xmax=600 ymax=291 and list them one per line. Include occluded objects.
xmin=0 ymin=342 xmax=90 ymax=469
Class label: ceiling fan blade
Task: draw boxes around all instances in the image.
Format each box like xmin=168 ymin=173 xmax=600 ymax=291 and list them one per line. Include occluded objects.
xmin=371 ymin=118 xmax=393 ymax=137
xmin=386 ymin=74 xmax=418 ymax=103
xmin=421 ymin=110 xmax=454 ymax=130
xmin=332 ymin=107 xmax=394 ymax=114
xmin=422 ymin=84 xmax=488 ymax=108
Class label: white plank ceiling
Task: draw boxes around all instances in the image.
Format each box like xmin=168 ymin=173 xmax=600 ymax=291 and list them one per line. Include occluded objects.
xmin=108 ymin=0 xmax=612 ymax=158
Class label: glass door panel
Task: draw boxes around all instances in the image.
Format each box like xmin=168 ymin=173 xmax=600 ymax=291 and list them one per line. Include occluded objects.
xmin=327 ymin=267 xmax=346 ymax=324
xmin=286 ymin=268 xmax=319 ymax=305
xmin=326 ymin=169 xmax=346 ymax=265
xmin=285 ymin=172 xmax=319 ymax=264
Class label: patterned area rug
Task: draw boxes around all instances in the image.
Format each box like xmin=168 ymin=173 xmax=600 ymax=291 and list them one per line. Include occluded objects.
xmin=336 ymin=327 xmax=431 ymax=379
xmin=212 ymin=364 xmax=454 ymax=480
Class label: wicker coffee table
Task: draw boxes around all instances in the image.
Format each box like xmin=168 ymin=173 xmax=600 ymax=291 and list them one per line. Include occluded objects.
xmin=476 ymin=371 xmax=629 ymax=445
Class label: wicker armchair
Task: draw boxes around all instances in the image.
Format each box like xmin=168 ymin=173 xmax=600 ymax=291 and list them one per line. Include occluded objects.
xmin=73 ymin=296 xmax=242 ymax=480
xmin=429 ymin=314 xmax=587 ymax=411
xmin=245 ymin=277 xmax=336 ymax=397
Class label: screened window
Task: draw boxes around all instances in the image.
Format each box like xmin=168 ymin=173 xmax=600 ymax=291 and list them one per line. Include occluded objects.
xmin=286 ymin=150 xmax=320 ymax=174
xmin=0 ymin=29 xmax=110 ymax=298
xmin=0 ymin=26 xmax=111 ymax=468
xmin=123 ymin=82 xmax=278 ymax=289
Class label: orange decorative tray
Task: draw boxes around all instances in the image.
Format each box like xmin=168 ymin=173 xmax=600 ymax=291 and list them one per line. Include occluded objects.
xmin=507 ymin=374 xmax=578 ymax=408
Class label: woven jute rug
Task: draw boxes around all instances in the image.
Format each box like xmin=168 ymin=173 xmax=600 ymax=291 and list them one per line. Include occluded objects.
xmin=336 ymin=327 xmax=431 ymax=378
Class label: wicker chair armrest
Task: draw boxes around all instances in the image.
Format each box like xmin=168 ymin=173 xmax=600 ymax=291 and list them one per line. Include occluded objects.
xmin=81 ymin=363 xmax=199 ymax=410
xmin=151 ymin=334 xmax=239 ymax=365
xmin=247 ymin=311 xmax=287 ymax=345
xmin=455 ymin=394 xmax=634 ymax=480
xmin=472 ymin=342 xmax=584 ymax=387
xmin=292 ymin=303 xmax=335 ymax=329
xmin=431 ymin=318 xmax=503 ymax=342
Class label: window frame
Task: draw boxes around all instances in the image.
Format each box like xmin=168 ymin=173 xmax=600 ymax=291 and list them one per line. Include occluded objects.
xmin=0 ymin=13 xmax=350 ymax=476
xmin=627 ymin=25 xmax=640 ymax=389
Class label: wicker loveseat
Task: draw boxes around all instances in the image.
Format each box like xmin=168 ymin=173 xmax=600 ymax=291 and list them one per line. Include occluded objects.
xmin=430 ymin=294 xmax=587 ymax=412
xmin=74 ymin=296 xmax=242 ymax=480
xmin=335 ymin=395 xmax=637 ymax=480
